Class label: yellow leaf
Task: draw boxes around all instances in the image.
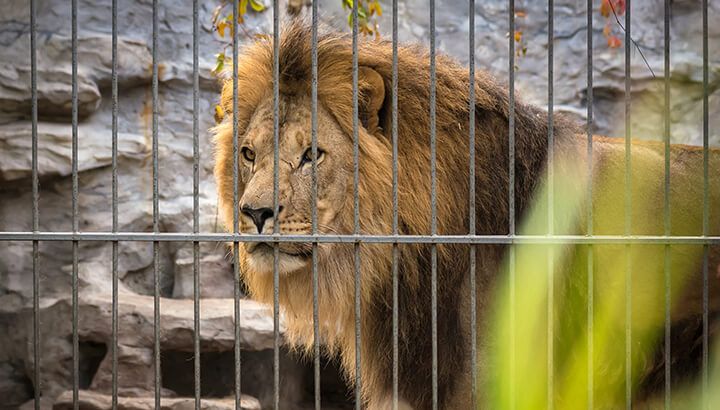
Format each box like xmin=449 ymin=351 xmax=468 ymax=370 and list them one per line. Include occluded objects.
xmin=217 ymin=20 xmax=228 ymax=37
xmin=214 ymin=105 xmax=225 ymax=123
xmin=514 ymin=30 xmax=522 ymax=43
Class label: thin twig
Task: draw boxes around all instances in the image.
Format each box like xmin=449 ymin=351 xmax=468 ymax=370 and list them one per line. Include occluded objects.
xmin=608 ymin=0 xmax=656 ymax=78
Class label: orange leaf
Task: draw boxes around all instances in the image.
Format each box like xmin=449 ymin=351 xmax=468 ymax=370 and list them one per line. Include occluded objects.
xmin=217 ymin=20 xmax=228 ymax=37
xmin=600 ymin=0 xmax=611 ymax=18
xmin=613 ymin=0 xmax=626 ymax=16
xmin=515 ymin=10 xmax=527 ymax=18
xmin=607 ymin=35 xmax=622 ymax=48
xmin=602 ymin=24 xmax=611 ymax=37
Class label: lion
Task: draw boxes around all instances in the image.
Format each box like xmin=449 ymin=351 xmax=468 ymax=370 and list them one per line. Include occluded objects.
xmin=213 ymin=21 xmax=720 ymax=409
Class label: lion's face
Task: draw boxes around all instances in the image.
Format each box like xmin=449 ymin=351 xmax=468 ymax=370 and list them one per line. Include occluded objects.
xmin=222 ymin=93 xmax=355 ymax=275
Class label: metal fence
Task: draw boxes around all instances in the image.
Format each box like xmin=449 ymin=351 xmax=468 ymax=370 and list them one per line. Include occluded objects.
xmin=0 ymin=0 xmax=715 ymax=409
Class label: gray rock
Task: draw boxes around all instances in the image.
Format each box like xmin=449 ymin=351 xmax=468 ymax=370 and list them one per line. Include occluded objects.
xmin=0 ymin=121 xmax=147 ymax=182
xmin=52 ymin=390 xmax=261 ymax=410
xmin=89 ymin=345 xmax=156 ymax=395
xmin=172 ymin=246 xmax=234 ymax=299
xmin=0 ymin=360 xmax=34 ymax=407
xmin=0 ymin=34 xmax=152 ymax=121
xmin=75 ymin=293 xmax=282 ymax=352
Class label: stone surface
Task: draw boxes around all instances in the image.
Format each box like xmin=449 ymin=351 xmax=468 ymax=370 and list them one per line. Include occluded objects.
xmin=5 ymin=294 xmax=281 ymax=400
xmin=0 ymin=34 xmax=152 ymax=121
xmin=0 ymin=121 xmax=147 ymax=181
xmin=0 ymin=360 xmax=34 ymax=408
xmin=172 ymin=247 xmax=234 ymax=299
xmin=74 ymin=293 xmax=282 ymax=351
xmin=52 ymin=390 xmax=261 ymax=410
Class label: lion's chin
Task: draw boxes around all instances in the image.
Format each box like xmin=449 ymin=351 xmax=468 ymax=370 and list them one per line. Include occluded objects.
xmin=244 ymin=244 xmax=310 ymax=275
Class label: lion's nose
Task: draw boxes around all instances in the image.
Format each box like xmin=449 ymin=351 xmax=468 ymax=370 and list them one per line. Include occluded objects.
xmin=241 ymin=205 xmax=281 ymax=233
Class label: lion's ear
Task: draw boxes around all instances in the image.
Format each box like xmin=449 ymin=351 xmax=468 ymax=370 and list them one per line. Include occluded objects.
xmin=358 ymin=66 xmax=386 ymax=134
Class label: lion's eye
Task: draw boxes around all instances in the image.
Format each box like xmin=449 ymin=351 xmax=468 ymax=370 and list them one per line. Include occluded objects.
xmin=241 ymin=147 xmax=255 ymax=162
xmin=301 ymin=147 xmax=324 ymax=166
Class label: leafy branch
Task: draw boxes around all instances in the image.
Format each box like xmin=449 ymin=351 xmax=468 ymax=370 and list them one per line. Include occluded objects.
xmin=210 ymin=0 xmax=267 ymax=75
xmin=601 ymin=0 xmax=656 ymax=77
xmin=343 ymin=0 xmax=383 ymax=38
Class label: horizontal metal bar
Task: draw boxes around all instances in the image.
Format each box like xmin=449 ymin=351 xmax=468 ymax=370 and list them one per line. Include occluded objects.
xmin=2 ymin=232 xmax=720 ymax=244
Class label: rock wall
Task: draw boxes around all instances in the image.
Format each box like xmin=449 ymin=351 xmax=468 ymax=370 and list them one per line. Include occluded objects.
xmin=0 ymin=0 xmax=718 ymax=409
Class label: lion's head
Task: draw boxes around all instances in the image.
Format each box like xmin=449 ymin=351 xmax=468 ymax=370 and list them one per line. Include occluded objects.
xmin=213 ymin=58 xmax=394 ymax=287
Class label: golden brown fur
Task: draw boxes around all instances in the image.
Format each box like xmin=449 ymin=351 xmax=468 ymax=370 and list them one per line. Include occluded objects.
xmin=213 ymin=21 xmax=720 ymax=409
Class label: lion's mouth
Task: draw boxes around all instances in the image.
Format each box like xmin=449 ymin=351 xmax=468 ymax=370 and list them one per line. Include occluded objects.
xmin=247 ymin=242 xmax=312 ymax=258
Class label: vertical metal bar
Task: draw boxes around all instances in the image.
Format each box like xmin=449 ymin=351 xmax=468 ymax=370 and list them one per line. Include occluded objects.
xmin=351 ymin=0 xmax=362 ymax=407
xmin=272 ymin=0 xmax=280 ymax=407
xmin=467 ymin=0 xmax=477 ymax=407
xmin=71 ymin=0 xmax=79 ymax=407
xmin=151 ymin=0 xmax=161 ymax=407
xmin=429 ymin=0 xmax=438 ymax=407
xmin=391 ymin=0 xmax=399 ymax=405
xmin=508 ymin=1 xmax=516 ymax=407
xmin=111 ymin=0 xmax=119 ymax=407
xmin=30 ymin=0 xmax=40 ymax=408
xmin=546 ymin=2 xmax=554 ymax=408
xmin=231 ymin=0 xmax=242 ymax=407
xmin=701 ymin=0 xmax=709 ymax=408
xmin=192 ymin=0 xmax=201 ymax=408
xmin=585 ymin=0 xmax=593 ymax=407
xmin=663 ymin=1 xmax=671 ymax=408
xmin=624 ymin=2 xmax=632 ymax=408
xmin=310 ymin=0 xmax=321 ymax=407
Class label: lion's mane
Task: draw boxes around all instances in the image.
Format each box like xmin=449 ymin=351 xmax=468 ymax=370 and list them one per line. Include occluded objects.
xmin=214 ymin=21 xmax=578 ymax=408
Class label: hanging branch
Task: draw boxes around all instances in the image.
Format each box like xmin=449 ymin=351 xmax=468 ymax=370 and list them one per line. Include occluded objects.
xmin=605 ymin=0 xmax=656 ymax=78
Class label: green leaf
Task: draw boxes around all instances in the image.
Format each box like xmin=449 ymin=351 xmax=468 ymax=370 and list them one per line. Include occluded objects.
xmin=213 ymin=52 xmax=226 ymax=74
xmin=249 ymin=0 xmax=265 ymax=12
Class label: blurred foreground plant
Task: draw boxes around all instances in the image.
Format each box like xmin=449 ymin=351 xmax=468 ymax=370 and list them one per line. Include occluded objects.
xmin=484 ymin=137 xmax=717 ymax=408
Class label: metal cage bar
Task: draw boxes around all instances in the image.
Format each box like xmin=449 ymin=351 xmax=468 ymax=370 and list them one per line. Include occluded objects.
xmin=111 ymin=0 xmax=120 ymax=407
xmin=547 ymin=2 xmax=555 ymax=407
xmin=151 ymin=1 xmax=162 ymax=407
xmin=663 ymin=0 xmax=672 ymax=408
xmin=508 ymin=1 xmax=517 ymax=407
xmin=30 ymin=0 xmax=40 ymax=408
xmin=429 ymin=0 xmax=439 ymax=407
xmin=71 ymin=0 xmax=80 ymax=407
xmin=468 ymin=0 xmax=478 ymax=407
xmin=391 ymin=0 xmax=400 ymax=406
xmin=4 ymin=232 xmax=720 ymax=244
xmin=231 ymin=0 xmax=243 ymax=405
xmin=272 ymin=0 xmax=281 ymax=406
xmin=585 ymin=1 xmax=594 ymax=408
xmin=624 ymin=2 xmax=633 ymax=408
xmin=311 ymin=0 xmax=321 ymax=408
xmin=702 ymin=1 xmax=710 ymax=409
xmin=192 ymin=0 xmax=201 ymax=408
xmin=351 ymin=0 xmax=362 ymax=407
